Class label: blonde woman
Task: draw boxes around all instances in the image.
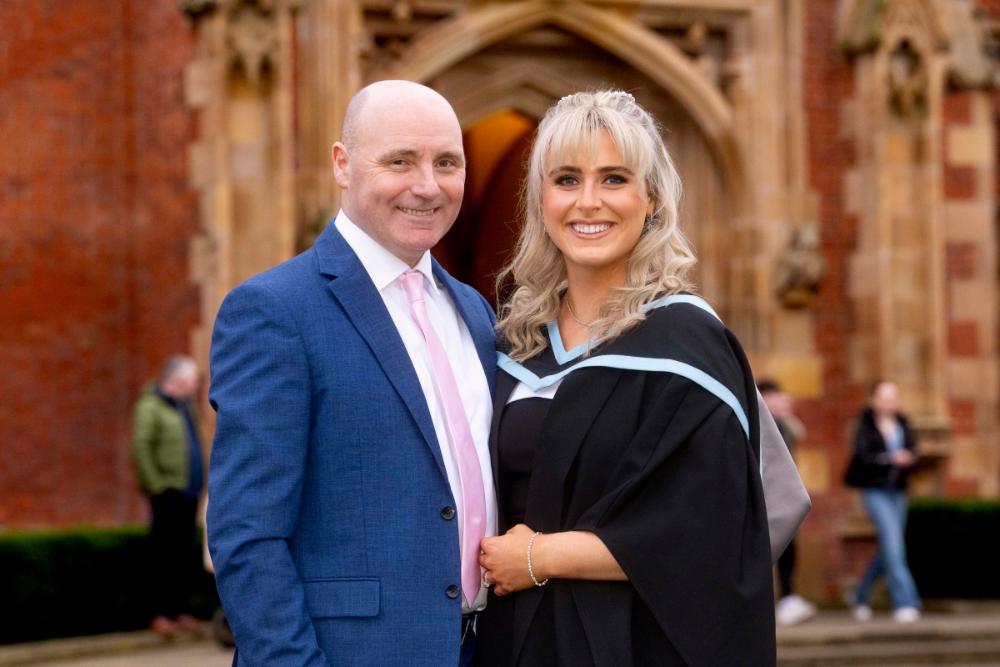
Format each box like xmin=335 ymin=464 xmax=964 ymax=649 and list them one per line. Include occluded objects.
xmin=476 ymin=91 xmax=774 ymax=666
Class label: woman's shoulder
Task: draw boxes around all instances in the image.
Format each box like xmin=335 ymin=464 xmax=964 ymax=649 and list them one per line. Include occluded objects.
xmin=615 ymin=294 xmax=754 ymax=415
xmin=625 ymin=293 xmax=732 ymax=356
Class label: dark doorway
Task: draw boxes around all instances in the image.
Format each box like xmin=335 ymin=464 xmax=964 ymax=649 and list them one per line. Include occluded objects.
xmin=434 ymin=110 xmax=536 ymax=307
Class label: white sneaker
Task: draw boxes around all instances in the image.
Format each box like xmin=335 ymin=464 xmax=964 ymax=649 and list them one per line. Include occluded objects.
xmin=852 ymin=604 xmax=873 ymax=622
xmin=893 ymin=607 xmax=920 ymax=623
xmin=776 ymin=595 xmax=818 ymax=626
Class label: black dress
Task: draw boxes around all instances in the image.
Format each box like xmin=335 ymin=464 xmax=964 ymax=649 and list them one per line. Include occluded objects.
xmin=475 ymin=296 xmax=775 ymax=667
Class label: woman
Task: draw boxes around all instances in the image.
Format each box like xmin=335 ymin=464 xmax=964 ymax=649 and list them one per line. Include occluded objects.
xmin=844 ymin=380 xmax=922 ymax=623
xmin=476 ymin=91 xmax=774 ymax=666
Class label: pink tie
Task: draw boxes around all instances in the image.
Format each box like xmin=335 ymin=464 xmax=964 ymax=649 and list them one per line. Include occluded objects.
xmin=400 ymin=270 xmax=487 ymax=607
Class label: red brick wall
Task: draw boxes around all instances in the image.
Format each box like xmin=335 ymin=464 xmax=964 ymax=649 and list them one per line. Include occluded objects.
xmin=0 ymin=1 xmax=198 ymax=528
xmin=797 ymin=0 xmax=864 ymax=601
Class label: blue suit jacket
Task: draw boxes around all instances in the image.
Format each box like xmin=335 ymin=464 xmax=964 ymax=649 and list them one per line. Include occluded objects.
xmin=207 ymin=223 xmax=497 ymax=666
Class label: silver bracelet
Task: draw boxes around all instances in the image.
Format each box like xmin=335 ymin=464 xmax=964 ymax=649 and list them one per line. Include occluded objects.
xmin=527 ymin=531 xmax=549 ymax=587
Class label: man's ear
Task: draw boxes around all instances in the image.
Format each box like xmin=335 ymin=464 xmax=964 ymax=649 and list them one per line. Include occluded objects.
xmin=332 ymin=142 xmax=350 ymax=189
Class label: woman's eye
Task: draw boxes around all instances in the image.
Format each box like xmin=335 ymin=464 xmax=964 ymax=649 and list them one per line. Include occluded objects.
xmin=554 ymin=175 xmax=578 ymax=186
xmin=604 ymin=174 xmax=627 ymax=185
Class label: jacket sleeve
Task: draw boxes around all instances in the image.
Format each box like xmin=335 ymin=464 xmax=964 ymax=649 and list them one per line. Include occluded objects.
xmin=853 ymin=421 xmax=892 ymax=467
xmin=207 ymin=281 xmax=327 ymax=667
xmin=574 ymin=381 xmax=775 ymax=666
xmin=131 ymin=396 xmax=164 ymax=495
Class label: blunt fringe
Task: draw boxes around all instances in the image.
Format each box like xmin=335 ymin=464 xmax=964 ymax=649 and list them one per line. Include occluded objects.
xmin=496 ymin=90 xmax=697 ymax=361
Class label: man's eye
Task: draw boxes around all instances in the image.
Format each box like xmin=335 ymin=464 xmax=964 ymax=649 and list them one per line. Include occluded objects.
xmin=438 ymin=159 xmax=456 ymax=168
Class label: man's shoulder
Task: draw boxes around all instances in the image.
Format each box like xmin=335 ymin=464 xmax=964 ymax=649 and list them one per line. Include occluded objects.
xmin=249 ymin=247 xmax=317 ymax=288
xmin=226 ymin=247 xmax=320 ymax=305
xmin=133 ymin=389 xmax=173 ymax=420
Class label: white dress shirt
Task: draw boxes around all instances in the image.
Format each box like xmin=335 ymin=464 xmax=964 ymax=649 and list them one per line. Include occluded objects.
xmin=335 ymin=212 xmax=496 ymax=612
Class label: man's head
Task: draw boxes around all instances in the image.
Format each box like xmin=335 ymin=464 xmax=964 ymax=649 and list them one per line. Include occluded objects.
xmin=332 ymin=80 xmax=466 ymax=266
xmin=160 ymin=355 xmax=199 ymax=401
xmin=758 ymin=378 xmax=792 ymax=420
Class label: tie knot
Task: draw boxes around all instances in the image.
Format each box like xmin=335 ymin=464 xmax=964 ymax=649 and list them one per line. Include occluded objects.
xmin=400 ymin=270 xmax=425 ymax=304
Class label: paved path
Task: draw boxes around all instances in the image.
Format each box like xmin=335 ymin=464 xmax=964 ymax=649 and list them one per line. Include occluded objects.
xmin=29 ymin=642 xmax=233 ymax=667
xmin=8 ymin=609 xmax=1000 ymax=666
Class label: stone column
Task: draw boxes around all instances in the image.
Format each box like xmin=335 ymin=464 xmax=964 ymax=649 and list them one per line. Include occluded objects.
xmin=181 ymin=0 xmax=302 ymax=439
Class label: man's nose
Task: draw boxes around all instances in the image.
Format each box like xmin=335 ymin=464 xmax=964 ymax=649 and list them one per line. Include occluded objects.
xmin=410 ymin=164 xmax=442 ymax=198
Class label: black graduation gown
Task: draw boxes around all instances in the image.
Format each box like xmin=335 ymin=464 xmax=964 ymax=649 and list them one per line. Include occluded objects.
xmin=475 ymin=297 xmax=775 ymax=667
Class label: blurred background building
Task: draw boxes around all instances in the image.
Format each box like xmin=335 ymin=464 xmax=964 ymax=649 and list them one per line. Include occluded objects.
xmin=2 ymin=0 xmax=998 ymax=604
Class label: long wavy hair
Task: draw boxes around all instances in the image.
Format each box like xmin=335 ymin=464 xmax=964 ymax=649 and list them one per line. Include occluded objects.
xmin=496 ymin=90 xmax=697 ymax=361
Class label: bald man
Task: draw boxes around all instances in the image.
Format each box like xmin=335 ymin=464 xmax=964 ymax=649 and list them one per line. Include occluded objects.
xmin=208 ymin=81 xmax=497 ymax=666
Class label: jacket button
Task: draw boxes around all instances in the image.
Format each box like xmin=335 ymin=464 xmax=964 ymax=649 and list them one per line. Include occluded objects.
xmin=446 ymin=584 xmax=460 ymax=599
xmin=440 ymin=506 xmax=456 ymax=520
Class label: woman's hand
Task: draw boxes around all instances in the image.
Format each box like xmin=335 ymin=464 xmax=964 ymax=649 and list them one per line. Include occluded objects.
xmin=479 ymin=524 xmax=538 ymax=596
xmin=890 ymin=449 xmax=915 ymax=468
xmin=480 ymin=526 xmax=627 ymax=596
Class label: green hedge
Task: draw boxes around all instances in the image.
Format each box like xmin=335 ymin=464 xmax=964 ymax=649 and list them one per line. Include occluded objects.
xmin=907 ymin=498 xmax=1000 ymax=599
xmin=0 ymin=525 xmax=218 ymax=644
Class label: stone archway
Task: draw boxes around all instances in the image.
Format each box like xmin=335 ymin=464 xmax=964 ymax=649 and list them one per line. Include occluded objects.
xmin=368 ymin=5 xmax=746 ymax=322
xmin=373 ymin=1 xmax=747 ymax=212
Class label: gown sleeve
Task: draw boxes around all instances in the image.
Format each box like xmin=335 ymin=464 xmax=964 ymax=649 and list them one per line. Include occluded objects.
xmin=572 ymin=374 xmax=775 ymax=666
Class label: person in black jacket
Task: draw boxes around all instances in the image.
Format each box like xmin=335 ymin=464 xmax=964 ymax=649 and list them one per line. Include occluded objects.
xmin=844 ymin=380 xmax=922 ymax=623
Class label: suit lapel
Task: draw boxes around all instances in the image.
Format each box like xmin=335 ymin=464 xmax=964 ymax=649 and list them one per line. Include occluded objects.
xmin=433 ymin=260 xmax=497 ymax=397
xmin=314 ymin=224 xmax=447 ymax=479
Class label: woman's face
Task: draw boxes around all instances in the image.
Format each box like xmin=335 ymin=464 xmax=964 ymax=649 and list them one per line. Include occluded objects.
xmin=871 ymin=382 xmax=900 ymax=415
xmin=541 ymin=130 xmax=653 ymax=282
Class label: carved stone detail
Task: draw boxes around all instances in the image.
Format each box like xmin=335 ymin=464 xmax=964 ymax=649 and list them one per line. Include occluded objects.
xmin=887 ymin=39 xmax=928 ymax=121
xmin=358 ymin=0 xmax=460 ymax=72
xmin=182 ymin=0 xmax=304 ymax=88
xmin=942 ymin=0 xmax=997 ymax=89
xmin=775 ymin=224 xmax=826 ymax=310
xmin=179 ymin=0 xmax=221 ymax=20
xmin=838 ymin=0 xmax=946 ymax=56
xmin=228 ymin=1 xmax=280 ymax=87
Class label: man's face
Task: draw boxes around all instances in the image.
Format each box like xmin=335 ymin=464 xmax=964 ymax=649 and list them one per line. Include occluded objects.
xmin=333 ymin=98 xmax=465 ymax=266
xmin=163 ymin=367 xmax=198 ymax=401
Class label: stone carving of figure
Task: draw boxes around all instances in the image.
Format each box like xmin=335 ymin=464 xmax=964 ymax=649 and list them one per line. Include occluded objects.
xmin=887 ymin=39 xmax=927 ymax=121
xmin=775 ymin=224 xmax=826 ymax=309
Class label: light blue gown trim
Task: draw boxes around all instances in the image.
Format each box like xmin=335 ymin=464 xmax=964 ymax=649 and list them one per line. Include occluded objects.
xmin=496 ymin=352 xmax=750 ymax=438
xmin=548 ymin=294 xmax=721 ymax=364
xmin=548 ymin=320 xmax=589 ymax=365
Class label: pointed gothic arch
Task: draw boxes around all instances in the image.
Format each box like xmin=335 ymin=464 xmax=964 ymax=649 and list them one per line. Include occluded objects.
xmin=373 ymin=0 xmax=747 ymax=210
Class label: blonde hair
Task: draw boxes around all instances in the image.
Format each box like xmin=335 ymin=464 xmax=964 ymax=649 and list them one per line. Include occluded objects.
xmin=496 ymin=90 xmax=696 ymax=361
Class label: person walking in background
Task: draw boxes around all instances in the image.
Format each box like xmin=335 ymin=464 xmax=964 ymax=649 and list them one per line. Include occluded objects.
xmin=131 ymin=355 xmax=205 ymax=637
xmin=844 ymin=379 xmax=922 ymax=623
xmin=759 ymin=378 xmax=817 ymax=627
xmin=208 ymin=81 xmax=496 ymax=666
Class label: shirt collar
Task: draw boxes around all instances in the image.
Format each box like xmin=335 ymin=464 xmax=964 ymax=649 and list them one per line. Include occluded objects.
xmin=334 ymin=210 xmax=438 ymax=294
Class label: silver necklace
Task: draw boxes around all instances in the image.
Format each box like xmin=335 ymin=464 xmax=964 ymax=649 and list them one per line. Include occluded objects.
xmin=565 ymin=298 xmax=599 ymax=328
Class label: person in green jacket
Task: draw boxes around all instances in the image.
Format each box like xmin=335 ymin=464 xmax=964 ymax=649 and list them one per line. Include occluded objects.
xmin=131 ymin=355 xmax=205 ymax=636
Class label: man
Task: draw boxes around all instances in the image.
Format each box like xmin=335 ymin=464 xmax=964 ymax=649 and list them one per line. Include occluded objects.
xmin=131 ymin=355 xmax=205 ymax=636
xmin=207 ymin=81 xmax=496 ymax=666
xmin=758 ymin=378 xmax=817 ymax=627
